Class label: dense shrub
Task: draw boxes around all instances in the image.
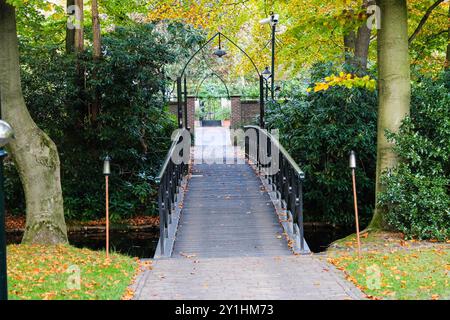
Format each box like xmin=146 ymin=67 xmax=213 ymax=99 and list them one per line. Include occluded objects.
xmin=265 ymin=64 xmax=378 ymax=226
xmin=5 ymin=23 xmax=202 ymax=220
xmin=378 ymin=74 xmax=450 ymax=240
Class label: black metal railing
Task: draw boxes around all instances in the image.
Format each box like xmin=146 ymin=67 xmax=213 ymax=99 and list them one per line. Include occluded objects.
xmin=155 ymin=129 xmax=190 ymax=255
xmin=244 ymin=125 xmax=306 ymax=252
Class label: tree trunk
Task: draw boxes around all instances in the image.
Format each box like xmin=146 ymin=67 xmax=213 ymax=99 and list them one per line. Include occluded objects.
xmin=92 ymin=0 xmax=101 ymax=59
xmin=369 ymin=0 xmax=411 ymax=229
xmin=0 ymin=0 xmax=68 ymax=244
xmin=344 ymin=30 xmax=356 ymax=65
xmin=65 ymin=0 xmax=75 ymax=53
xmin=354 ymin=24 xmax=371 ymax=71
xmin=74 ymin=0 xmax=84 ymax=53
xmin=73 ymin=0 xmax=87 ymax=119
xmin=343 ymin=1 xmax=373 ymax=71
xmin=446 ymin=4 xmax=450 ymax=70
xmin=91 ymin=0 xmax=101 ymax=122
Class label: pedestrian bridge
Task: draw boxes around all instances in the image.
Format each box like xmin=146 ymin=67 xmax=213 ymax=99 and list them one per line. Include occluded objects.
xmin=154 ymin=126 xmax=309 ymax=259
xmin=132 ymin=126 xmax=364 ymax=300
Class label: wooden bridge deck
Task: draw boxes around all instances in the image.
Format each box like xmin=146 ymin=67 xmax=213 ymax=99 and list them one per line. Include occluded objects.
xmin=172 ymin=162 xmax=292 ymax=258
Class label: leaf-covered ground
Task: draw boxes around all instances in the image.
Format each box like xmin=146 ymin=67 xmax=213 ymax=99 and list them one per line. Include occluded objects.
xmin=6 ymin=215 xmax=159 ymax=231
xmin=327 ymin=232 xmax=450 ymax=300
xmin=7 ymin=244 xmax=140 ymax=300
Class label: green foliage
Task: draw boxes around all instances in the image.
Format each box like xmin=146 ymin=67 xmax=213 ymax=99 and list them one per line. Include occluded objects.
xmin=196 ymin=100 xmax=231 ymax=121
xmin=378 ymin=74 xmax=450 ymax=240
xmin=196 ymin=81 xmax=231 ymax=120
xmin=4 ymin=22 xmax=203 ymax=220
xmin=265 ymin=63 xmax=378 ymax=226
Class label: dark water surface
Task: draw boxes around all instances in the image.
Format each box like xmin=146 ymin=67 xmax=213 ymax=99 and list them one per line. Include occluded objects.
xmin=7 ymin=229 xmax=159 ymax=259
xmin=7 ymin=224 xmax=352 ymax=258
xmin=303 ymin=225 xmax=353 ymax=253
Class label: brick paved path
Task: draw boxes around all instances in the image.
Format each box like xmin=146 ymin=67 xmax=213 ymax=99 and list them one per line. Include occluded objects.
xmin=133 ymin=255 xmax=364 ymax=300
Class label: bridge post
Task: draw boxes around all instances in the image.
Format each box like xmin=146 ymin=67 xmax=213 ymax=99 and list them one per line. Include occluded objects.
xmin=176 ymin=77 xmax=183 ymax=129
xmin=158 ymin=183 xmax=165 ymax=255
xmin=183 ymin=77 xmax=188 ymax=129
xmin=259 ymin=75 xmax=265 ymax=128
xmin=296 ymin=176 xmax=305 ymax=251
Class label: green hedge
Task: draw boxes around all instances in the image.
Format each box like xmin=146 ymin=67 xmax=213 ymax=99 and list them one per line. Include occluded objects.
xmin=5 ymin=23 xmax=202 ymax=220
xmin=378 ymin=73 xmax=450 ymax=240
xmin=265 ymin=64 xmax=378 ymax=226
xmin=266 ymin=65 xmax=449 ymax=241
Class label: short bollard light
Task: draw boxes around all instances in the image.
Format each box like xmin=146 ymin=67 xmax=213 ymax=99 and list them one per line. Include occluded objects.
xmin=0 ymin=121 xmax=14 ymax=147
xmin=0 ymin=120 xmax=14 ymax=300
xmin=103 ymin=155 xmax=111 ymax=176
xmin=103 ymin=156 xmax=111 ymax=260
xmin=349 ymin=150 xmax=362 ymax=257
xmin=349 ymin=150 xmax=357 ymax=169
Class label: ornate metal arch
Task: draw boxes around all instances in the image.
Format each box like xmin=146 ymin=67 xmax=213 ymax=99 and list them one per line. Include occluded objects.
xmin=179 ymin=32 xmax=261 ymax=78
xmin=194 ymin=72 xmax=230 ymax=99
xmin=176 ymin=31 xmax=265 ymax=129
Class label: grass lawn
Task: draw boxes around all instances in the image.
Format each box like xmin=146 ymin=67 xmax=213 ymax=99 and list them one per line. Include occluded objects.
xmin=7 ymin=244 xmax=140 ymax=300
xmin=327 ymin=232 xmax=450 ymax=300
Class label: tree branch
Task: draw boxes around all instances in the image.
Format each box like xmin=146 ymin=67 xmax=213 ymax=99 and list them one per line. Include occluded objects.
xmin=408 ymin=0 xmax=445 ymax=45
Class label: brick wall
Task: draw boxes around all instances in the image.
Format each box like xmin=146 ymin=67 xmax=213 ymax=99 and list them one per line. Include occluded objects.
xmin=230 ymin=96 xmax=242 ymax=128
xmin=240 ymin=100 xmax=260 ymax=126
xmin=169 ymin=97 xmax=261 ymax=129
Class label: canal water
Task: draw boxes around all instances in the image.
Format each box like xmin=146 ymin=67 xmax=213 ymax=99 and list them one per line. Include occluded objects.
xmin=6 ymin=224 xmax=352 ymax=258
xmin=6 ymin=229 xmax=159 ymax=259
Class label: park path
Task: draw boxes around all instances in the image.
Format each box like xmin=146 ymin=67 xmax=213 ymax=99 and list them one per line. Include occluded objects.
xmin=133 ymin=254 xmax=364 ymax=300
xmin=133 ymin=127 xmax=364 ymax=300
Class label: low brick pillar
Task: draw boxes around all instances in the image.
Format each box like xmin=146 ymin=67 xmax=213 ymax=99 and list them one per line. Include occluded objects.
xmin=240 ymin=100 xmax=260 ymax=126
xmin=230 ymin=96 xmax=242 ymax=128
xmin=186 ymin=96 xmax=196 ymax=131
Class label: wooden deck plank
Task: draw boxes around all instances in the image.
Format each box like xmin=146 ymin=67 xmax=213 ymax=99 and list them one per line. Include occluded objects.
xmin=172 ymin=161 xmax=292 ymax=258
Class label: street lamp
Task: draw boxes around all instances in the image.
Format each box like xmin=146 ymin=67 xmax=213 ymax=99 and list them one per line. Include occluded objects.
xmin=349 ymin=150 xmax=361 ymax=257
xmin=262 ymin=66 xmax=271 ymax=80
xmin=213 ymin=33 xmax=227 ymax=60
xmin=0 ymin=119 xmax=14 ymax=300
xmin=103 ymin=155 xmax=111 ymax=260
xmin=260 ymin=12 xmax=279 ymax=100
xmin=261 ymin=67 xmax=272 ymax=101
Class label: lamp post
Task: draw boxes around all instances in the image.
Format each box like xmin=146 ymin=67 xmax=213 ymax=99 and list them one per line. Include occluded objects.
xmin=349 ymin=150 xmax=361 ymax=257
xmin=0 ymin=119 xmax=14 ymax=301
xmin=262 ymin=66 xmax=272 ymax=101
xmin=103 ymin=156 xmax=111 ymax=259
xmin=260 ymin=12 xmax=279 ymax=101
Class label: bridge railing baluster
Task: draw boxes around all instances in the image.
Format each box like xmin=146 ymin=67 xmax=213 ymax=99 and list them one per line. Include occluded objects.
xmin=158 ymin=183 xmax=165 ymax=255
xmin=155 ymin=130 xmax=190 ymax=257
xmin=298 ymin=176 xmax=305 ymax=251
xmin=244 ymin=125 xmax=307 ymax=254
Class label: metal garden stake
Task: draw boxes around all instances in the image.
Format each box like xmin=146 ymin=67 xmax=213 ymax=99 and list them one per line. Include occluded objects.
xmin=103 ymin=156 xmax=111 ymax=259
xmin=349 ymin=150 xmax=361 ymax=257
